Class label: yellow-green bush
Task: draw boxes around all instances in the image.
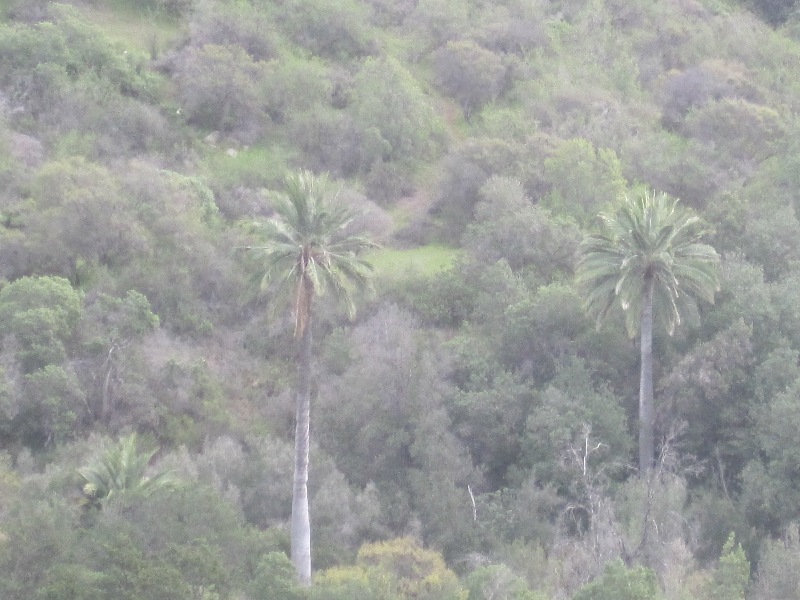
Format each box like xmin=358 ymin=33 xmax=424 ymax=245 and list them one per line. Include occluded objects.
xmin=313 ymin=538 xmax=466 ymax=600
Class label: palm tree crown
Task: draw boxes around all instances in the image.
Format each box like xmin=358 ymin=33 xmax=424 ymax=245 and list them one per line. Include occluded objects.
xmin=577 ymin=189 xmax=719 ymax=338
xmin=248 ymin=170 xmax=376 ymax=336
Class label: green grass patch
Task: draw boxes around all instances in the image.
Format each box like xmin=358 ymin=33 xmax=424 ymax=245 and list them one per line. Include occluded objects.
xmin=202 ymin=145 xmax=294 ymax=191
xmin=367 ymin=245 xmax=459 ymax=280
xmin=75 ymin=1 xmax=181 ymax=57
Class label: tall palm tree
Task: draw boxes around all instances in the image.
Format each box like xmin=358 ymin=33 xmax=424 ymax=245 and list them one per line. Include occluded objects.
xmin=577 ymin=189 xmax=719 ymax=473
xmin=246 ymin=170 xmax=375 ymax=584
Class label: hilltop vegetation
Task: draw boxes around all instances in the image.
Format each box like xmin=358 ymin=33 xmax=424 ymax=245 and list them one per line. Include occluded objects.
xmin=3 ymin=0 xmax=800 ymax=597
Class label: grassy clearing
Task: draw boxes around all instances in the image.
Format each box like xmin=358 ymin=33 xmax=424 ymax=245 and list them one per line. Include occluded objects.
xmin=202 ymin=145 xmax=294 ymax=191
xmin=75 ymin=1 xmax=181 ymax=56
xmin=367 ymin=245 xmax=458 ymax=280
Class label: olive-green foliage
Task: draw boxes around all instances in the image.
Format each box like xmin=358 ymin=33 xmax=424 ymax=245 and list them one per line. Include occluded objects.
xmin=0 ymin=275 xmax=82 ymax=372
xmin=249 ymin=551 xmax=304 ymax=600
xmin=752 ymin=527 xmax=800 ymax=600
xmin=447 ymin=366 xmax=532 ymax=488
xmin=125 ymin=0 xmax=193 ymax=18
xmin=87 ymin=290 xmax=160 ymax=344
xmin=0 ymin=437 xmax=286 ymax=598
xmin=498 ymin=284 xmax=594 ymax=381
xmin=173 ymin=43 xmax=271 ymax=137
xmin=290 ymin=56 xmax=443 ymax=200
xmin=316 ymin=305 xmax=477 ymax=555
xmin=661 ymin=320 xmax=756 ymax=485
xmin=20 ymin=365 xmax=84 ymax=448
xmin=277 ymin=0 xmax=376 ymax=59
xmin=430 ymin=137 xmax=530 ymax=241
xmin=462 ymin=176 xmax=579 ymax=278
xmin=311 ymin=538 xmax=468 ymax=600
xmin=349 ymin=56 xmax=443 ymax=166
xmin=521 ymin=358 xmax=632 ymax=488
xmin=0 ymin=495 xmax=83 ymax=600
xmin=0 ymin=5 xmax=163 ymax=154
xmin=741 ymin=376 xmax=800 ymax=531
xmin=152 ymin=357 xmax=230 ymax=447
xmin=433 ymin=39 xmax=507 ymax=119
xmin=311 ymin=564 xmax=402 ymax=600
xmin=465 ymin=564 xmax=544 ymax=600
xmin=262 ymin=55 xmax=332 ymax=124
xmin=115 ymin=162 xmax=238 ymax=335
xmin=572 ymin=559 xmax=662 ymax=600
xmin=702 ymin=256 xmax=774 ymax=345
xmin=542 ymin=138 xmax=627 ymax=224
xmin=682 ymin=98 xmax=786 ymax=165
xmin=91 ymin=529 xmax=187 ymax=600
xmin=0 ymin=275 xmax=87 ymax=449
xmin=391 ymin=262 xmax=479 ymax=328
xmin=189 ymin=0 xmax=277 ymax=60
xmin=740 ymin=202 xmax=800 ymax=281
xmin=34 ymin=564 xmax=105 ymax=600
xmin=20 ymin=158 xmax=149 ymax=281
xmin=0 ymin=6 xmax=156 ymax=102
xmin=472 ymin=481 xmax=560 ymax=551
xmin=356 ymin=537 xmax=467 ymax=600
xmin=620 ymin=130 xmax=718 ymax=210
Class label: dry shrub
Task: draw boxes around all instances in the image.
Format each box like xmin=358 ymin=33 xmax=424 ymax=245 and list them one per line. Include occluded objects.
xmin=661 ymin=60 xmax=762 ymax=130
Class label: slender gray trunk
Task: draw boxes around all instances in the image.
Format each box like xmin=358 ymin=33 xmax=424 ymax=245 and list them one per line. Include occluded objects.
xmin=291 ymin=312 xmax=312 ymax=585
xmin=639 ymin=278 xmax=655 ymax=474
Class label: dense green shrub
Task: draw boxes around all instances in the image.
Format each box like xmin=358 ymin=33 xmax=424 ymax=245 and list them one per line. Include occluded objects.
xmin=752 ymin=528 xmax=800 ymax=600
xmin=173 ymin=44 xmax=270 ymax=137
xmin=433 ymin=40 xmax=507 ymax=119
xmin=349 ymin=57 xmax=444 ymax=167
xmin=573 ymin=560 xmax=662 ymax=600
xmin=429 ymin=138 xmax=529 ymax=241
xmin=249 ymin=552 xmax=304 ymax=600
xmin=682 ymin=98 xmax=786 ymax=163
xmin=355 ymin=538 xmax=466 ymax=600
xmin=277 ymin=0 xmax=377 ymax=59
xmin=660 ymin=60 xmax=762 ymax=130
xmin=542 ymin=138 xmax=627 ymax=224
xmin=465 ymin=564 xmax=545 ymax=600
xmin=463 ymin=176 xmax=579 ymax=278
xmin=188 ymin=0 xmax=278 ymax=60
xmin=0 ymin=275 xmax=83 ymax=372
xmin=0 ymin=8 xmax=157 ymax=107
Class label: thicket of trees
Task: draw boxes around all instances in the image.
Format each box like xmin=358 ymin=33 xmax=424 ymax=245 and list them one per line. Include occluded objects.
xmin=3 ymin=0 xmax=800 ymax=598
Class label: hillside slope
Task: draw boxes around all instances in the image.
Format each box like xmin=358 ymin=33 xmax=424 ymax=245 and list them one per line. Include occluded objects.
xmin=2 ymin=0 xmax=800 ymax=597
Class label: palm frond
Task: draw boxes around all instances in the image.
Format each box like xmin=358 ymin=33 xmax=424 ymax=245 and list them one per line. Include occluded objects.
xmin=78 ymin=434 xmax=176 ymax=509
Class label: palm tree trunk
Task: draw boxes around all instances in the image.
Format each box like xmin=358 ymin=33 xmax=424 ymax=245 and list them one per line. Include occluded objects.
xmin=639 ymin=278 xmax=655 ymax=474
xmin=291 ymin=311 xmax=312 ymax=585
